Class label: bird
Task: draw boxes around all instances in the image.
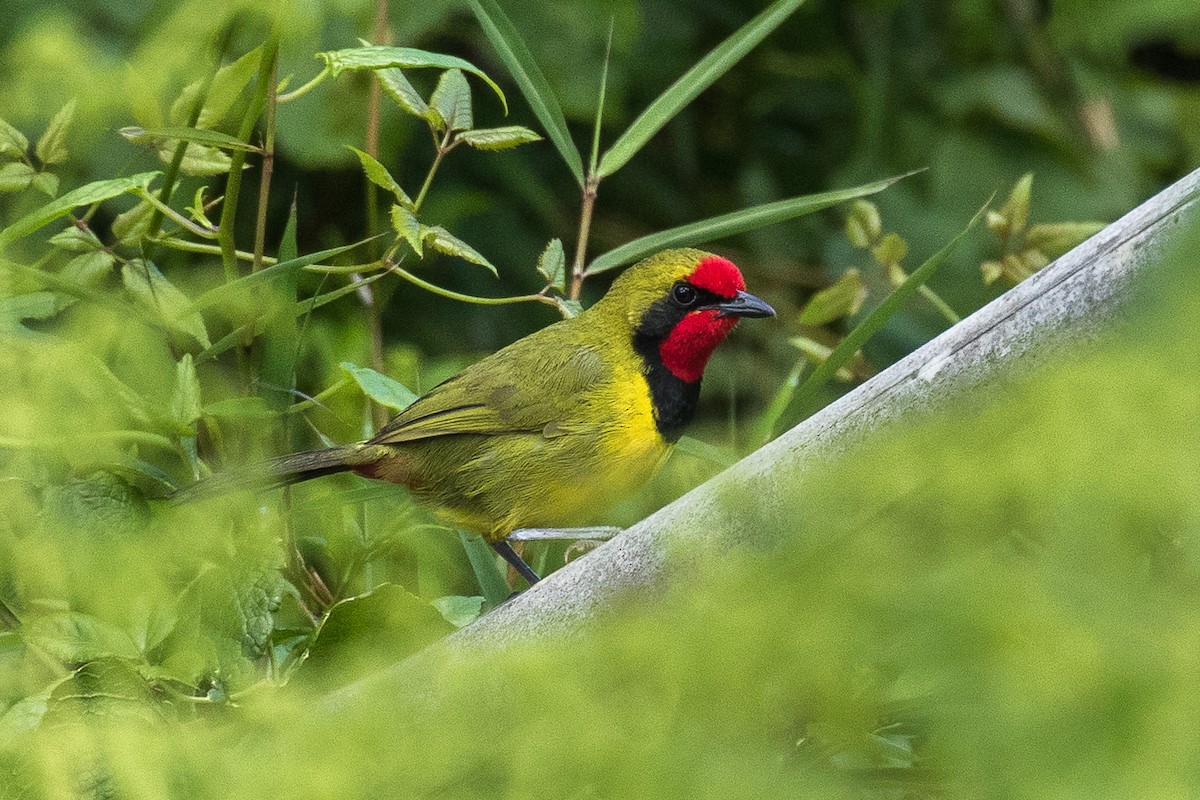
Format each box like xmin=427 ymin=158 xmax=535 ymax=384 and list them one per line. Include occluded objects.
xmin=183 ymin=248 xmax=774 ymax=584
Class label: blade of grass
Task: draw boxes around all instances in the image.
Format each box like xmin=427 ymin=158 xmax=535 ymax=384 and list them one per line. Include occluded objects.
xmin=467 ymin=0 xmax=584 ymax=185
xmin=588 ymin=20 xmax=614 ymax=177
xmin=596 ymin=0 xmax=805 ymax=178
xmin=457 ymin=531 xmax=511 ymax=608
xmin=774 ymin=203 xmax=988 ymax=434
xmin=587 ymin=172 xmax=911 ymax=275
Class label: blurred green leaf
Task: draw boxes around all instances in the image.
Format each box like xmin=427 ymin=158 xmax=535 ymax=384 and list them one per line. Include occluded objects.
xmin=30 ymin=171 xmax=58 ymax=198
xmin=457 ymin=531 xmax=511 ymax=608
xmin=159 ymin=141 xmax=233 ymax=177
xmin=430 ymin=69 xmax=473 ymax=132
xmin=536 ymin=237 xmax=566 ymax=291
xmin=60 ymin=251 xmax=115 ymax=288
xmin=34 ymin=99 xmax=76 ymax=165
xmin=466 ymin=0 xmax=584 ymax=185
xmin=170 ymin=354 xmax=202 ymax=429
xmin=596 ymin=0 xmax=806 ymax=178
xmin=0 ymin=171 xmax=159 ymax=249
xmin=432 ymin=595 xmax=485 ymax=628
xmin=47 ymin=225 xmax=103 ymax=253
xmin=316 ymin=46 xmax=506 ymax=113
xmin=171 ymin=46 xmax=262 ymax=129
xmin=348 ymin=147 xmax=412 ymax=208
xmin=112 ymin=199 xmax=155 ymax=243
xmin=588 ymin=173 xmax=909 ymax=274
xmin=120 ymin=126 xmax=262 ymax=153
xmin=798 ymin=268 xmax=868 ymax=326
xmin=0 ymin=291 xmax=57 ymax=325
xmin=121 ymin=259 xmax=211 ymax=348
xmin=23 ymin=612 xmax=141 ymax=664
xmin=0 ymin=117 xmax=28 ymax=158
xmin=872 ymin=232 xmax=909 ymax=266
xmin=457 ymin=125 xmax=541 ymax=151
xmin=340 ymin=362 xmax=418 ymax=412
xmin=845 ymin=199 xmax=882 ymax=248
xmin=258 ymin=200 xmax=301 ymax=413
xmin=0 ymin=162 xmax=35 ymax=193
xmin=1024 ymin=221 xmax=1105 ymax=256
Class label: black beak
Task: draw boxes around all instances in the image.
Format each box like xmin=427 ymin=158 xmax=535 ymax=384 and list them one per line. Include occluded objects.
xmin=711 ymin=290 xmax=776 ymax=319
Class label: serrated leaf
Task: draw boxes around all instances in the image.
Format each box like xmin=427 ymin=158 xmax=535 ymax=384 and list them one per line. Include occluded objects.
xmin=170 ymin=46 xmax=262 ymax=128
xmin=588 ymin=172 xmax=911 ymax=274
xmin=466 ymin=0 xmax=583 ymax=185
xmin=60 ymin=251 xmax=115 ymax=288
xmin=0 ymin=118 xmax=28 ymax=158
xmin=0 ymin=171 xmax=159 ymax=249
xmin=0 ymin=162 xmax=35 ymax=192
xmin=798 ymin=268 xmax=867 ymax=326
xmin=121 ymin=259 xmax=211 ymax=348
xmin=553 ymin=296 xmax=582 ymax=318
xmin=111 ymin=199 xmax=155 ymax=243
xmin=30 ymin=171 xmax=58 ymax=197
xmin=430 ymin=69 xmax=473 ymax=132
xmin=23 ymin=612 xmax=141 ymax=664
xmin=376 ymin=68 xmax=430 ymax=117
xmin=458 ymin=125 xmax=542 ymax=151
xmin=48 ymin=225 xmax=103 ymax=253
xmin=316 ymin=46 xmax=506 ymax=112
xmin=158 ymin=141 xmax=233 ymax=176
xmin=536 ymin=237 xmax=566 ymax=290
xmin=1024 ymin=221 xmax=1104 ymax=256
xmin=171 ymin=354 xmax=202 ymax=428
xmin=35 ymin=99 xmax=76 ymax=165
xmin=340 ymin=362 xmax=418 ymax=411
xmin=423 ymin=226 xmax=498 ymax=276
xmin=349 ymin=147 xmax=412 ymax=208
xmin=121 ymin=126 xmax=261 ymax=152
xmin=597 ymin=0 xmax=806 ymax=178
xmin=390 ymin=204 xmax=423 ymax=256
xmin=432 ymin=595 xmax=485 ymax=628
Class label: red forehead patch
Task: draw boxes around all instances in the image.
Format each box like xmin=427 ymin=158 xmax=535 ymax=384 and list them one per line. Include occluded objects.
xmin=689 ymin=255 xmax=745 ymax=298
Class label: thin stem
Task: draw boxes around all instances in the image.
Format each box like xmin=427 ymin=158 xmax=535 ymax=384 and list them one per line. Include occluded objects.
xmin=387 ymin=261 xmax=555 ymax=307
xmin=152 ymin=237 xmax=269 ymax=263
xmin=252 ymin=62 xmax=278 ymax=274
xmin=136 ymin=189 xmax=218 ymax=238
xmin=569 ymin=174 xmax=600 ymax=300
xmin=413 ymin=128 xmax=454 ymax=213
xmin=918 ymin=284 xmax=961 ymax=324
xmin=276 ymin=66 xmax=329 ymax=103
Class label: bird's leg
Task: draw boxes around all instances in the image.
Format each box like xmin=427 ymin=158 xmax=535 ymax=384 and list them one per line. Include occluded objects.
xmin=506 ymin=526 xmax=623 ymax=542
xmin=490 ymin=540 xmax=542 ymax=585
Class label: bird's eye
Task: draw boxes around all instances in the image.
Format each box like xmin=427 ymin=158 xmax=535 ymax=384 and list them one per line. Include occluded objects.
xmin=672 ymin=283 xmax=698 ymax=306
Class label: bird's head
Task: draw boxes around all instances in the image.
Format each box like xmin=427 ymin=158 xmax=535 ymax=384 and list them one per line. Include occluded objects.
xmin=598 ymin=248 xmax=775 ymax=383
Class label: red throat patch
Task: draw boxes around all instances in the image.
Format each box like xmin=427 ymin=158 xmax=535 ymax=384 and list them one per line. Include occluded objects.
xmin=689 ymin=255 xmax=745 ymax=299
xmin=658 ymin=310 xmax=739 ymax=383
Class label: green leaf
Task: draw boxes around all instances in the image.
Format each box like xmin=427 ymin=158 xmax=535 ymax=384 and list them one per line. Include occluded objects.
xmin=432 ymin=595 xmax=485 ymax=628
xmin=798 ymin=268 xmax=868 ymax=326
xmin=120 ymin=126 xmax=262 ymax=152
xmin=423 ymin=226 xmax=498 ymax=277
xmin=35 ymin=99 xmax=76 ymax=165
xmin=111 ymin=199 xmax=155 ymax=243
xmin=23 ymin=612 xmax=141 ymax=664
xmin=376 ymin=68 xmax=430 ymax=118
xmin=202 ymin=396 xmax=273 ymax=420
xmin=390 ymin=204 xmax=423 ymax=256
xmin=0 ymin=162 xmax=35 ymax=193
xmin=158 ymin=141 xmax=234 ymax=177
xmin=0 ymin=171 xmax=159 ymax=250
xmin=316 ymin=46 xmax=506 ymax=112
xmin=30 ymin=171 xmax=58 ymax=198
xmin=430 ymin=69 xmax=473 ymax=132
xmin=1024 ymin=221 xmax=1105 ymax=256
xmin=536 ymin=237 xmax=566 ymax=291
xmin=466 ymin=0 xmax=584 ymax=185
xmin=779 ymin=204 xmax=986 ymax=429
xmin=171 ymin=354 xmax=202 ymax=428
xmin=191 ymin=238 xmax=371 ymax=313
xmin=60 ymin=251 xmax=116 ymax=288
xmin=170 ymin=46 xmax=262 ymax=129
xmin=340 ymin=361 xmax=418 ymax=412
xmin=121 ymin=259 xmax=211 ymax=348
xmin=48 ymin=225 xmax=103 ymax=253
xmin=457 ymin=125 xmax=542 ymax=151
xmin=674 ymin=434 xmax=737 ymax=467
xmin=588 ymin=173 xmax=909 ymax=274
xmin=0 ymin=117 xmax=28 ymax=159
xmin=597 ymin=0 xmax=806 ymax=178
xmin=457 ymin=531 xmax=511 ymax=608
xmin=0 ymin=291 xmax=57 ymax=324
xmin=348 ymin=147 xmax=412 ymax=208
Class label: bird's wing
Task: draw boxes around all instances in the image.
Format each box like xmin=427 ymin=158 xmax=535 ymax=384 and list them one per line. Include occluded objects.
xmin=369 ymin=333 xmax=610 ymax=445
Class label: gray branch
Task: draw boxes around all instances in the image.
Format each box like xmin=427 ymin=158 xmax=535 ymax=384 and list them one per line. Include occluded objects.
xmin=325 ymin=167 xmax=1200 ymax=708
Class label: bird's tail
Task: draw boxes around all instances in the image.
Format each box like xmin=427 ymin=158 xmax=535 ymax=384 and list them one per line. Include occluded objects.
xmin=170 ymin=444 xmax=377 ymax=502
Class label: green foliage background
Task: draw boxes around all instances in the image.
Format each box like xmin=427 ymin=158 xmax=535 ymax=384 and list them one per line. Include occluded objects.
xmin=1 ymin=0 xmax=1198 ymax=796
